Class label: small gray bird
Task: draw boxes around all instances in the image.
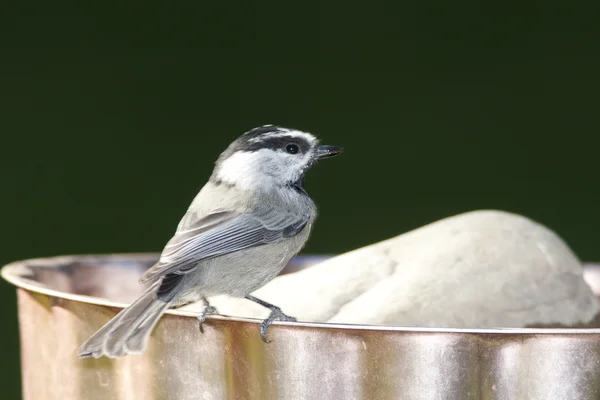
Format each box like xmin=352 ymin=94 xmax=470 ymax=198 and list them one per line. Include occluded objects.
xmin=78 ymin=125 xmax=342 ymax=358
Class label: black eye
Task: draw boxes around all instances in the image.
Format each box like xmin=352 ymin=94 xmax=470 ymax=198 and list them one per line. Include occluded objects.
xmin=285 ymin=144 xmax=299 ymax=154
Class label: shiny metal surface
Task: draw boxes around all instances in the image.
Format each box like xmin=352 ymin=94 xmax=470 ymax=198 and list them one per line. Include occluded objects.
xmin=3 ymin=254 xmax=600 ymax=400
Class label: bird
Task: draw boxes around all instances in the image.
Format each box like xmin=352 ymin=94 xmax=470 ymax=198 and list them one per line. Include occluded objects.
xmin=77 ymin=125 xmax=343 ymax=358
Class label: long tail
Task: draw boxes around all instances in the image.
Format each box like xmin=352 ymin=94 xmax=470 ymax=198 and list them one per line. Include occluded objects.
xmin=78 ymin=283 xmax=171 ymax=359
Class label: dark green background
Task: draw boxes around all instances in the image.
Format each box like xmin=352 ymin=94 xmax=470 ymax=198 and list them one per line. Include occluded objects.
xmin=1 ymin=2 xmax=599 ymax=397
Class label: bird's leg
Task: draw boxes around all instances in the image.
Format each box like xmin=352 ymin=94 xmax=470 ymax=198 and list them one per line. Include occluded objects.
xmin=197 ymin=297 xmax=218 ymax=333
xmin=244 ymin=294 xmax=297 ymax=343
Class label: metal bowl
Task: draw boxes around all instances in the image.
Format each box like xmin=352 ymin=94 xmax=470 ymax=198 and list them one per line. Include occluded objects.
xmin=3 ymin=254 xmax=600 ymax=400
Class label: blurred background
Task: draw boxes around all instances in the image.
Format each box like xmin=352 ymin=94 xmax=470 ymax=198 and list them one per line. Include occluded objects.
xmin=1 ymin=1 xmax=599 ymax=397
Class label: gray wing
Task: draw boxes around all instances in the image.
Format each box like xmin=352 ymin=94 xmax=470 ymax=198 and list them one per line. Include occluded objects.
xmin=139 ymin=209 xmax=310 ymax=284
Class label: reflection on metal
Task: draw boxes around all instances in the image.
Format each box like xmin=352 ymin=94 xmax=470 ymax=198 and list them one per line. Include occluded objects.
xmin=3 ymin=254 xmax=600 ymax=400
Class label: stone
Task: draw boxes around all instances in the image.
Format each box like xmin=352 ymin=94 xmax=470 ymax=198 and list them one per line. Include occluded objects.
xmin=182 ymin=210 xmax=600 ymax=329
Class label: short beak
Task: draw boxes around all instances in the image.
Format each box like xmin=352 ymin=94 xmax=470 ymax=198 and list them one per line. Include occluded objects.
xmin=316 ymin=145 xmax=343 ymax=159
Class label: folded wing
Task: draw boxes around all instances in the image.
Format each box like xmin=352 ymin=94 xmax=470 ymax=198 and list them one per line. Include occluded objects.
xmin=139 ymin=208 xmax=310 ymax=284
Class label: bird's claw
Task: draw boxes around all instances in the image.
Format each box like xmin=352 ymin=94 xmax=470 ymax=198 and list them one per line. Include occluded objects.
xmin=197 ymin=305 xmax=218 ymax=333
xmin=260 ymin=307 xmax=297 ymax=343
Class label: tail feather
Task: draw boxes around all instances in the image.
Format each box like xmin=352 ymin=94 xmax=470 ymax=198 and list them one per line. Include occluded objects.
xmin=78 ymin=283 xmax=172 ymax=359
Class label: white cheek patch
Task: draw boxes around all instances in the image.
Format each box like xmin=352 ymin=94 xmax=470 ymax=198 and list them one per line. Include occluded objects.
xmin=217 ymin=151 xmax=265 ymax=189
xmin=217 ymin=149 xmax=312 ymax=190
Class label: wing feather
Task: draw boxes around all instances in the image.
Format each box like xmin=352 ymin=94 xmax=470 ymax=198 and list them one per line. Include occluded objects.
xmin=139 ymin=208 xmax=310 ymax=284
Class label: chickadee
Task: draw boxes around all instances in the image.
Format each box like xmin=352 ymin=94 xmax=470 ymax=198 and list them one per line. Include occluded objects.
xmin=78 ymin=125 xmax=342 ymax=358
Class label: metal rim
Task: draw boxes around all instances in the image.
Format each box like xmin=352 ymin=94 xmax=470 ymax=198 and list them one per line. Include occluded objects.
xmin=3 ymin=253 xmax=600 ymax=335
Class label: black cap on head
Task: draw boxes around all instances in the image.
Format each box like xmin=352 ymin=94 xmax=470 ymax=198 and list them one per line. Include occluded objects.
xmin=241 ymin=125 xmax=286 ymax=140
xmin=234 ymin=125 xmax=314 ymax=154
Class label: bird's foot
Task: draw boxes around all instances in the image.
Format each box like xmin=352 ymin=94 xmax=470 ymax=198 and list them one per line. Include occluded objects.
xmin=197 ymin=300 xmax=218 ymax=333
xmin=260 ymin=307 xmax=297 ymax=343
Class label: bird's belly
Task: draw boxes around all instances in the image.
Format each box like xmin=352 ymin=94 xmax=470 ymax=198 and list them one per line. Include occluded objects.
xmin=186 ymin=235 xmax=309 ymax=298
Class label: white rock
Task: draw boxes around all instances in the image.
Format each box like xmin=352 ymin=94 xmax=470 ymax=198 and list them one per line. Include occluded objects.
xmin=183 ymin=210 xmax=600 ymax=329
